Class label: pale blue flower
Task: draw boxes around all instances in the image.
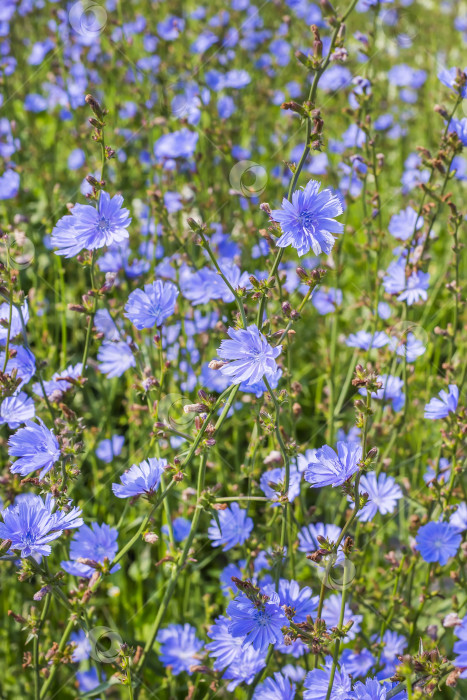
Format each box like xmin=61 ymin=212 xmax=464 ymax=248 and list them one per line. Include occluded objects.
xmin=124 ymin=280 xmax=178 ymax=329
xmin=51 ymin=192 xmax=131 ymax=258
xmin=270 ymin=179 xmax=344 ymax=257
xmin=8 ymin=418 xmax=60 ymax=479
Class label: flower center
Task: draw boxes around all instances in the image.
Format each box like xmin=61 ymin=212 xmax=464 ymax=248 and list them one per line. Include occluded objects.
xmin=97 ymin=216 xmax=111 ymax=233
xmin=299 ymin=212 xmax=316 ymax=232
xmin=22 ymin=530 xmax=36 ymax=546
xmin=253 ymin=609 xmax=269 ymax=626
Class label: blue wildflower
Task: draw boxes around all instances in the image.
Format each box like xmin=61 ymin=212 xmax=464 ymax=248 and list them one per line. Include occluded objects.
xmin=76 ymin=668 xmax=101 ymax=693
xmin=61 ymin=522 xmax=119 ymax=578
xmin=157 ymin=624 xmax=203 ymax=675
xmin=304 ymin=442 xmax=362 ymax=488
xmin=0 ymin=301 xmax=28 ymax=345
xmin=153 ymin=128 xmax=198 ymax=162
xmin=388 ymin=206 xmax=423 ymax=241
xmin=0 ymin=169 xmax=19 ymax=199
xmin=312 ymin=287 xmax=343 ymax=315
xmin=254 ymin=672 xmax=296 ymax=699
xmin=32 ymin=362 xmax=83 ymax=401
xmin=70 ymin=629 xmax=92 ymax=662
xmin=8 ymin=418 xmax=60 ymax=479
xmin=96 ymin=434 xmax=124 ymax=462
xmin=451 ymin=117 xmax=467 ymax=146
xmin=303 ymin=658 xmax=351 ymax=700
xmin=222 ymin=646 xmax=266 ymax=691
xmin=270 ymin=179 xmax=344 ymax=257
xmin=216 ymin=325 xmax=281 ymax=387
xmin=423 ymin=457 xmax=451 ymax=486
xmin=360 ymin=374 xmax=404 ymax=412
xmin=0 ymin=392 xmax=35 ymax=428
xmin=415 ymin=521 xmax=461 ymax=565
xmin=345 ymin=331 xmax=389 ymax=350
xmin=207 ymin=502 xmax=253 ymax=551
xmin=0 ymin=344 xmax=35 ymax=386
xmin=269 ymin=578 xmax=319 ymax=623
xmin=438 ymin=66 xmax=467 ymax=97
xmin=450 ymin=503 xmax=467 ymax=533
xmin=0 ymin=494 xmax=82 ymax=558
xmin=227 ymin=594 xmax=287 ymax=652
xmin=112 ymin=457 xmax=166 ymax=499
xmin=349 ymin=678 xmax=387 ymax=699
xmin=157 ymin=15 xmax=185 ymax=40
xmin=389 ymin=332 xmax=426 ymax=362
xmin=340 ymin=648 xmax=376 ymax=678
xmin=51 ymin=192 xmax=131 ymax=258
xmin=162 ymin=517 xmax=191 ymax=541
xmin=453 ymin=615 xmax=467 ymax=679
xmin=383 ymin=261 xmax=429 ymax=305
xmin=323 ymin=594 xmax=362 ymax=641
xmin=298 ymin=522 xmax=342 ymax=553
xmin=424 ymin=384 xmax=459 ymax=419
xmin=206 ymin=615 xmax=244 ymax=669
xmin=124 ymin=280 xmax=178 ymax=330
xmin=352 ymin=472 xmax=403 ymax=522
xmin=259 ymin=465 xmax=301 ymax=506
xmin=97 ymin=340 xmax=136 ymax=378
xmin=67 ymin=148 xmax=85 ymax=170
xmin=377 ymin=630 xmax=407 ymax=667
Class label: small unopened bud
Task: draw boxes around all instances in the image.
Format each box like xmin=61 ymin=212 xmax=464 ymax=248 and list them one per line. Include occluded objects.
xmin=443 ymin=612 xmax=462 ymax=628
xmin=0 ymin=539 xmax=12 ymax=555
xmin=88 ymin=117 xmax=104 ymax=129
xmin=33 ymin=585 xmax=52 ymax=601
xmin=311 ymin=25 xmax=323 ymax=58
xmin=208 ymin=360 xmax=227 ymax=370
xmin=143 ymin=532 xmax=159 ymax=544
xmin=320 ymin=0 xmax=335 ymax=15
xmin=85 ymin=94 xmax=105 ymax=120
xmin=85 ymin=174 xmax=101 ymax=187
xmin=282 ymin=301 xmax=292 ymax=317
xmin=76 ymin=557 xmax=100 ymax=569
xmin=183 ymin=403 xmax=208 ymax=414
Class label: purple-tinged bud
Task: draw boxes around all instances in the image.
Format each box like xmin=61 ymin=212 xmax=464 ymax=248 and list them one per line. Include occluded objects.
xmin=320 ymin=0 xmax=335 ymax=15
xmin=33 ymin=585 xmax=52 ymax=601
xmin=85 ymin=94 xmax=105 ymax=120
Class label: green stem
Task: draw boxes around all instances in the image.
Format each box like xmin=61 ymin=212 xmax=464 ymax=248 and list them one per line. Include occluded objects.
xmin=324 ymin=564 xmax=349 ymax=700
xmin=33 ymin=593 xmax=51 ymax=700
xmin=39 ymin=617 xmax=75 ymax=699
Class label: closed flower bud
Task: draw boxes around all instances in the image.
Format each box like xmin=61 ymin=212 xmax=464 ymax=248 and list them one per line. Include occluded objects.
xmin=320 ymin=0 xmax=335 ymax=15
xmin=85 ymin=94 xmax=105 ymax=120
xmin=183 ymin=403 xmax=208 ymax=414
xmin=143 ymin=532 xmax=159 ymax=544
xmin=208 ymin=360 xmax=227 ymax=370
